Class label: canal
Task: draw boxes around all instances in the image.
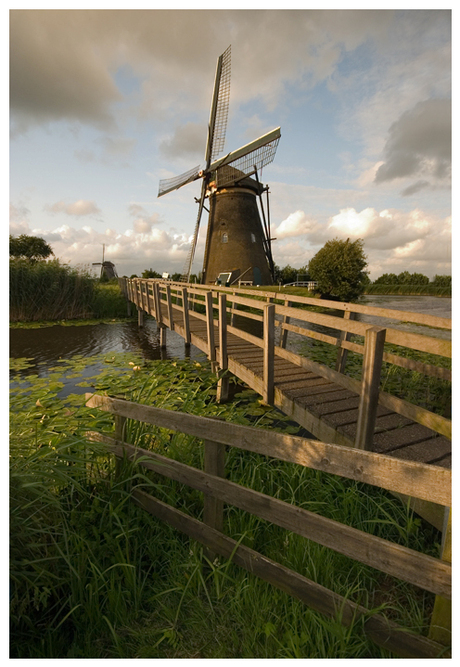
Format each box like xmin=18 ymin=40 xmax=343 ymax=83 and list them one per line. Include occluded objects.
xmin=10 ymin=294 xmax=451 ymax=385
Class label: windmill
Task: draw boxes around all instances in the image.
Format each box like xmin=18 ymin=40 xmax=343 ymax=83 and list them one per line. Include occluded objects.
xmin=158 ymin=45 xmax=280 ymax=285
xmin=92 ymin=244 xmax=118 ymax=280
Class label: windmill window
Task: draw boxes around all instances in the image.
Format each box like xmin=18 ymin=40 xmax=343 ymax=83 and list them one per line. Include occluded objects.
xmin=221 ymin=233 xmax=228 ymax=243
xmin=251 ymin=233 xmax=256 ymax=243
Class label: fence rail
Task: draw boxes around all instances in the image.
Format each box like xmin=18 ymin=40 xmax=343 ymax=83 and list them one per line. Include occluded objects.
xmin=85 ymin=392 xmax=451 ymax=658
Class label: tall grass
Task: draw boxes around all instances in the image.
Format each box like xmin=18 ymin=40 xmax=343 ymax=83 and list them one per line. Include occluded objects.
xmin=9 ymin=260 xmax=128 ymax=322
xmin=10 ymin=355 xmax=442 ymax=658
xmin=364 ymin=284 xmax=451 ymax=297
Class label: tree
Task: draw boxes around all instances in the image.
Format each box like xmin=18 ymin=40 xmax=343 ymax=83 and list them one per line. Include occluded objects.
xmin=10 ymin=234 xmax=54 ymax=262
xmin=373 ymin=273 xmax=398 ymax=285
xmin=141 ymin=268 xmax=161 ymax=279
xmin=308 ymin=238 xmax=368 ymax=302
xmin=432 ymin=274 xmax=451 ymax=287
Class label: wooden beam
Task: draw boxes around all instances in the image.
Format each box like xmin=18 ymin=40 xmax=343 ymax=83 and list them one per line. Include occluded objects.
xmin=131 ymin=489 xmax=446 ymax=658
xmin=355 ymin=327 xmax=386 ymax=450
xmin=85 ymin=394 xmax=451 ymax=507
xmin=263 ymin=303 xmax=275 ymax=404
xmin=86 ymin=433 xmax=451 ymax=599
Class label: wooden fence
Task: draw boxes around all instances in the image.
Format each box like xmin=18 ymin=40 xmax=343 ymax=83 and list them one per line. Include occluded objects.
xmin=85 ymin=392 xmax=451 ymax=659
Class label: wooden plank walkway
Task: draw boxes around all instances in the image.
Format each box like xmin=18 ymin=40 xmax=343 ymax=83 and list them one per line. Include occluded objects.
xmin=156 ymin=297 xmax=451 ymax=472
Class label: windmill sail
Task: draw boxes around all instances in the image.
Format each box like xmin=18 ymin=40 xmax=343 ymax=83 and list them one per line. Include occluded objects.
xmin=212 ymin=127 xmax=281 ymax=188
xmin=157 ymin=45 xmax=281 ymax=284
xmin=206 ymin=45 xmax=231 ymax=164
xmin=158 ymin=164 xmax=202 ymax=198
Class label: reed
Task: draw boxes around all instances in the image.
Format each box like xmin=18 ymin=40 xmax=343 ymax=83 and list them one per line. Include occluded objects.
xmin=9 ymin=261 xmax=129 ymax=322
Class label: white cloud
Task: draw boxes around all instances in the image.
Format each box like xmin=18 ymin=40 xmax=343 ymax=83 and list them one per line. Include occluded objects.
xmin=44 ymin=200 xmax=102 ymax=217
xmin=273 ymin=210 xmax=319 ymax=239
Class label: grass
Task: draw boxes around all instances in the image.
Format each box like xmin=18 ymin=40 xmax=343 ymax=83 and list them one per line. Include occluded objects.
xmin=9 ymin=353 xmax=444 ymax=658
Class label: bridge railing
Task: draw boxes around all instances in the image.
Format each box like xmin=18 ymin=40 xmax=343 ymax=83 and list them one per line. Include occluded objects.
xmin=120 ymin=278 xmax=451 ymax=447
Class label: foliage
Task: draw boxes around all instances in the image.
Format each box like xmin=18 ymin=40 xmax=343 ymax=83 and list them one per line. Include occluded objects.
xmin=432 ymin=275 xmax=451 ymax=287
xmin=272 ymin=264 xmax=310 ymax=285
xmin=142 ymin=268 xmax=161 ymax=279
xmin=10 ymin=234 xmax=54 ymax=262
xmin=10 ymin=353 xmax=441 ymax=658
xmin=373 ymin=272 xmax=430 ymax=285
xmin=91 ymin=283 xmax=129 ymax=319
xmin=308 ymin=238 xmax=368 ymax=302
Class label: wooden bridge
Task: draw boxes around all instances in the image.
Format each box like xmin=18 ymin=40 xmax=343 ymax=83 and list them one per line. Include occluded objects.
xmin=118 ymin=278 xmax=451 ymax=528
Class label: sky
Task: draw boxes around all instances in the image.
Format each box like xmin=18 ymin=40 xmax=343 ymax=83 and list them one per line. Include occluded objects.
xmin=9 ymin=5 xmax=452 ymax=280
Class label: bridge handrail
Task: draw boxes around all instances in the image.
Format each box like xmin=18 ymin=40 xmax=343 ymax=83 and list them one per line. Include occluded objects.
xmin=120 ymin=278 xmax=451 ymax=439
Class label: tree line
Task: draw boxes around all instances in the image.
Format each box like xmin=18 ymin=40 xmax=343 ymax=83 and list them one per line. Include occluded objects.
xmin=10 ymin=234 xmax=451 ymax=305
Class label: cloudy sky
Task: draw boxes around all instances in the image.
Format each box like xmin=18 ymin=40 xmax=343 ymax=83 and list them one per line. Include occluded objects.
xmin=9 ymin=6 xmax=452 ymax=279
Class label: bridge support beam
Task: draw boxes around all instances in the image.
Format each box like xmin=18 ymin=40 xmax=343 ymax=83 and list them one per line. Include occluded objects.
xmin=217 ymin=293 xmax=229 ymax=403
xmin=205 ymin=291 xmax=217 ymax=371
xmin=137 ymin=308 xmax=144 ymax=327
xmin=354 ymin=326 xmax=386 ymax=450
xmin=263 ymin=303 xmax=275 ymax=404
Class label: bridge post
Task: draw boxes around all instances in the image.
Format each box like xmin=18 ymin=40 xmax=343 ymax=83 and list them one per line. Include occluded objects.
xmin=166 ymin=285 xmax=174 ymax=330
xmin=335 ymin=310 xmax=357 ymax=373
xmin=181 ymin=287 xmax=191 ymax=346
xmin=205 ymin=291 xmax=217 ymax=371
xmin=217 ymin=293 xmax=229 ymax=403
xmin=263 ymin=303 xmax=275 ymax=404
xmin=354 ymin=326 xmax=386 ymax=450
xmin=153 ymin=282 xmax=162 ymax=323
xmin=280 ymin=298 xmax=292 ymax=348
xmin=137 ymin=308 xmax=144 ymax=327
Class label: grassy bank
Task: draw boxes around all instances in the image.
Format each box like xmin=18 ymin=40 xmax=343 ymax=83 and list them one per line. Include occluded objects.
xmin=9 ymin=260 xmax=128 ymax=322
xmin=10 ymin=354 xmax=442 ymax=658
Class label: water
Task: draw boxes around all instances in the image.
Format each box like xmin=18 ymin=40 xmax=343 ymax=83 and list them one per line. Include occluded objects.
xmin=10 ymin=295 xmax=451 ymax=380
xmin=9 ymin=320 xmax=207 ymax=398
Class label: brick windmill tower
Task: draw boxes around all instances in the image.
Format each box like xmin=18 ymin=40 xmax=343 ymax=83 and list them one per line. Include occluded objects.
xmin=157 ymin=46 xmax=280 ymax=286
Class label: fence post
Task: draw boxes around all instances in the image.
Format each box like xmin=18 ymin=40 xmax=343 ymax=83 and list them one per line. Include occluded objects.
xmin=203 ymin=438 xmax=226 ymax=562
xmin=280 ymin=298 xmax=291 ymax=348
xmin=429 ymin=508 xmax=451 ymax=646
xmin=216 ymin=293 xmax=229 ymax=403
xmin=166 ymin=284 xmax=174 ymax=330
xmin=114 ymin=414 xmax=127 ymax=479
xmin=354 ymin=326 xmax=386 ymax=450
xmin=263 ymin=303 xmax=275 ymax=404
xmin=205 ymin=291 xmax=217 ymax=371
xmin=230 ymin=290 xmax=237 ymax=326
xmin=181 ymin=287 xmax=191 ymax=346
xmin=335 ymin=310 xmax=356 ymax=373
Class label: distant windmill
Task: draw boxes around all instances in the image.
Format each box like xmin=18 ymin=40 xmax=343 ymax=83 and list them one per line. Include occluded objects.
xmin=92 ymin=244 xmax=118 ymax=280
xmin=158 ymin=45 xmax=280 ymax=285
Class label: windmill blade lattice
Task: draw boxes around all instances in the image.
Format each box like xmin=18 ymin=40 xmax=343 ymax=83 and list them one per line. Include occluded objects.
xmin=208 ymin=45 xmax=231 ymax=164
xmin=215 ymin=134 xmax=280 ymax=188
xmin=158 ymin=164 xmax=202 ymax=198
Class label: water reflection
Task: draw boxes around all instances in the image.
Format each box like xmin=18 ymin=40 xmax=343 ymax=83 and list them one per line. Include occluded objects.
xmin=10 ymin=319 xmax=206 ymax=372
